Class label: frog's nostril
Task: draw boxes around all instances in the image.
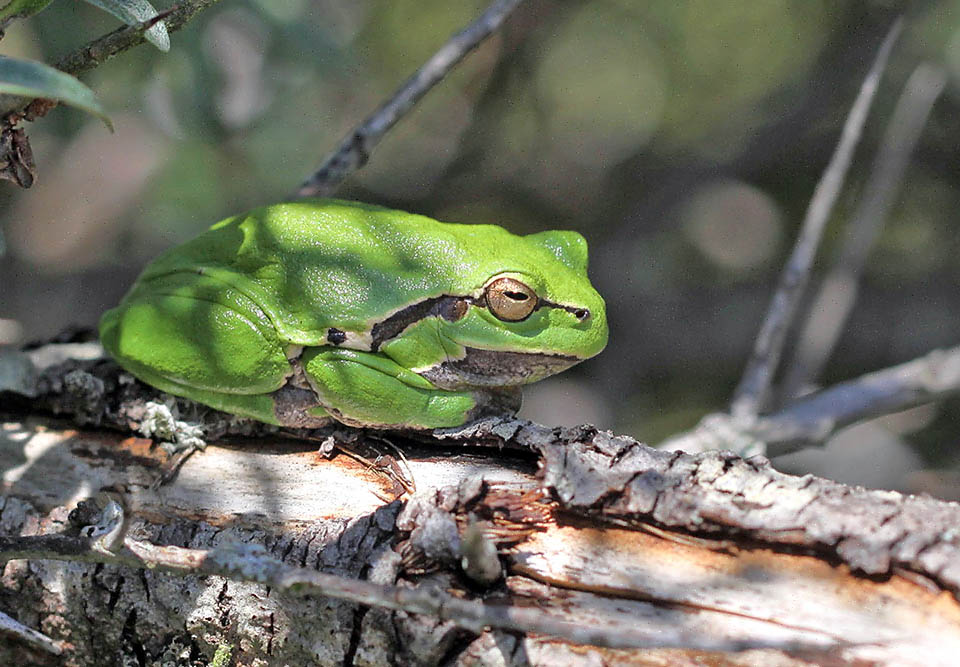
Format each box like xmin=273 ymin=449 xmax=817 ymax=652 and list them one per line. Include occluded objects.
xmin=573 ymin=308 xmax=589 ymax=321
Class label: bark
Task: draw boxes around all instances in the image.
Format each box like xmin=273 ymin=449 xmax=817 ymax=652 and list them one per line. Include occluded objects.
xmin=1 ymin=349 xmax=960 ymax=665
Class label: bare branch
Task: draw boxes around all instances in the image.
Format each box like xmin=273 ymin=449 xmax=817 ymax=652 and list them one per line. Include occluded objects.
xmin=0 ymin=530 xmax=805 ymax=653
xmin=782 ymin=63 xmax=947 ymax=397
xmin=663 ymin=343 xmax=960 ymax=456
xmin=757 ymin=343 xmax=960 ymax=456
xmin=0 ymin=609 xmax=61 ymax=655
xmin=294 ymin=0 xmax=526 ymax=199
xmin=730 ymin=18 xmax=903 ymax=419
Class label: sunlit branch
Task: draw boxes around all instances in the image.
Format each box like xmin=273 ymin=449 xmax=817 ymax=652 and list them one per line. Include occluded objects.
xmin=662 ymin=343 xmax=960 ymax=457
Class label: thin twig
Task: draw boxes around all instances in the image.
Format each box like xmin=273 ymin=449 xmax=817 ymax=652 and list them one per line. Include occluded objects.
xmin=294 ymin=0 xmax=526 ymax=199
xmin=729 ymin=18 xmax=903 ymax=419
xmin=57 ymin=1 xmax=221 ymax=76
xmin=662 ymin=343 xmax=960 ymax=456
xmin=758 ymin=344 xmax=960 ymax=456
xmin=782 ymin=63 xmax=946 ymax=398
xmin=0 ymin=532 xmax=813 ymax=653
xmin=0 ymin=0 xmax=224 ymax=117
xmin=0 ymin=609 xmax=62 ymax=655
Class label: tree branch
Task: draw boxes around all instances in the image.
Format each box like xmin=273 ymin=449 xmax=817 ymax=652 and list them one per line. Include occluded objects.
xmin=782 ymin=62 xmax=947 ymax=397
xmin=0 ymin=609 xmax=61 ymax=655
xmin=663 ymin=343 xmax=960 ymax=456
xmin=0 ymin=529 xmax=804 ymax=653
xmin=294 ymin=0 xmax=527 ymax=199
xmin=757 ymin=343 xmax=960 ymax=455
xmin=730 ymin=17 xmax=903 ymax=419
xmin=3 ymin=415 xmax=959 ymax=662
xmin=0 ymin=0 xmax=224 ymax=118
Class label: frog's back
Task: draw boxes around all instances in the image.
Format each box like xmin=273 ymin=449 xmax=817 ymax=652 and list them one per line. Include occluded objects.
xmin=133 ymin=199 xmax=509 ymax=344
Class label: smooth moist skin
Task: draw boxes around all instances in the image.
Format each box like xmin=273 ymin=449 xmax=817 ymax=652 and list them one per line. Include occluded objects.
xmin=100 ymin=198 xmax=608 ymax=429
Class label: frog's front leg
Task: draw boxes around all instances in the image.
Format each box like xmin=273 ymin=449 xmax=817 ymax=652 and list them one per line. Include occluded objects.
xmin=300 ymin=348 xmax=480 ymax=429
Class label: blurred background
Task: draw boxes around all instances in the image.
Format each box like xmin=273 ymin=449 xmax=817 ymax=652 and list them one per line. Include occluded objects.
xmin=1 ymin=0 xmax=959 ymax=495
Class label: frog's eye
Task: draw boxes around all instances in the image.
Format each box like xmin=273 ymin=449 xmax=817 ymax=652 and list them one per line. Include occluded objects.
xmin=484 ymin=277 xmax=538 ymax=322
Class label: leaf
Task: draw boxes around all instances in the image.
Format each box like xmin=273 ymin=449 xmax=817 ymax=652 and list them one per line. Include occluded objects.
xmin=82 ymin=0 xmax=170 ymax=52
xmin=0 ymin=56 xmax=112 ymax=130
xmin=0 ymin=0 xmax=55 ymax=28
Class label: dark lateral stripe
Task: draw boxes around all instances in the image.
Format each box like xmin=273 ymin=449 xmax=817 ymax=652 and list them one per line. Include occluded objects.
xmin=370 ymin=296 xmax=473 ymax=350
xmin=538 ymin=299 xmax=590 ymax=321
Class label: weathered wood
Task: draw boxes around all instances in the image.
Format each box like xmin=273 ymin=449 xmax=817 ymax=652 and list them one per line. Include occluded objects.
xmin=2 ymin=409 xmax=960 ymax=666
xmin=534 ymin=426 xmax=960 ymax=591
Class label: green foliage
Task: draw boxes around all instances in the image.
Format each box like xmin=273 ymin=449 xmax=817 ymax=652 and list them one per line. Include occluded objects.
xmin=0 ymin=0 xmax=55 ymax=28
xmin=0 ymin=55 xmax=111 ymax=128
xmin=210 ymin=643 xmax=233 ymax=667
xmin=82 ymin=0 xmax=170 ymax=52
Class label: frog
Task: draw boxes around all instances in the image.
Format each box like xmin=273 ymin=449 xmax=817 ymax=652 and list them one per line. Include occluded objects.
xmin=99 ymin=198 xmax=607 ymax=430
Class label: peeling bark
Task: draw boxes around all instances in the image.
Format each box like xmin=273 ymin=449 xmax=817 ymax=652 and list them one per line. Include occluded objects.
xmin=1 ymin=349 xmax=959 ymax=665
xmin=1 ymin=408 xmax=959 ymax=666
xmin=533 ymin=426 xmax=960 ymax=590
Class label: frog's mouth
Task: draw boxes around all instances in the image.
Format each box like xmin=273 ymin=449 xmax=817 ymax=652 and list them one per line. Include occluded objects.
xmin=419 ymin=347 xmax=580 ymax=390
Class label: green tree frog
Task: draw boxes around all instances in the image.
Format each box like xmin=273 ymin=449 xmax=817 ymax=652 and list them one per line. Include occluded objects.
xmin=99 ymin=199 xmax=607 ymax=429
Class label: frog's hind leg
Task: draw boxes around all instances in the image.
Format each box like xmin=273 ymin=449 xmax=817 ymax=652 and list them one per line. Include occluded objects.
xmin=148 ymin=380 xmax=294 ymax=426
xmin=100 ymin=275 xmax=294 ymax=425
xmin=300 ymin=348 xmax=478 ymax=429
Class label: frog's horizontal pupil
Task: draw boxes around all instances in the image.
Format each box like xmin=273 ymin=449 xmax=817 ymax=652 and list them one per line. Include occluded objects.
xmin=485 ymin=277 xmax=537 ymax=322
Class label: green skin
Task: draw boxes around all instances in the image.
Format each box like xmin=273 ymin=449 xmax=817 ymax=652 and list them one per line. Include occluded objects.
xmin=99 ymin=199 xmax=608 ymax=429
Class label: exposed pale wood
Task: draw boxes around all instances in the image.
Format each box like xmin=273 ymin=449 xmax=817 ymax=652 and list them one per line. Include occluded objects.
xmin=534 ymin=426 xmax=960 ymax=591
xmin=2 ymin=415 xmax=960 ymax=665
xmin=2 ymin=420 xmax=530 ymax=527
xmin=511 ymin=526 xmax=960 ymax=664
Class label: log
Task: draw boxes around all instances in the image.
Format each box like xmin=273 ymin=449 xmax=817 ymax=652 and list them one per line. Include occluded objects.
xmin=2 ymin=348 xmax=960 ymax=665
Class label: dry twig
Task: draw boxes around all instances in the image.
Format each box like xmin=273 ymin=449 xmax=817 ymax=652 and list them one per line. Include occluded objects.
xmin=663 ymin=343 xmax=960 ymax=455
xmin=294 ymin=0 xmax=526 ymax=199
xmin=782 ymin=62 xmax=947 ymax=397
xmin=657 ymin=20 xmax=960 ymax=457
xmin=0 ymin=529 xmax=799 ymax=653
xmin=0 ymin=609 xmax=61 ymax=655
xmin=730 ymin=18 xmax=903 ymax=419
